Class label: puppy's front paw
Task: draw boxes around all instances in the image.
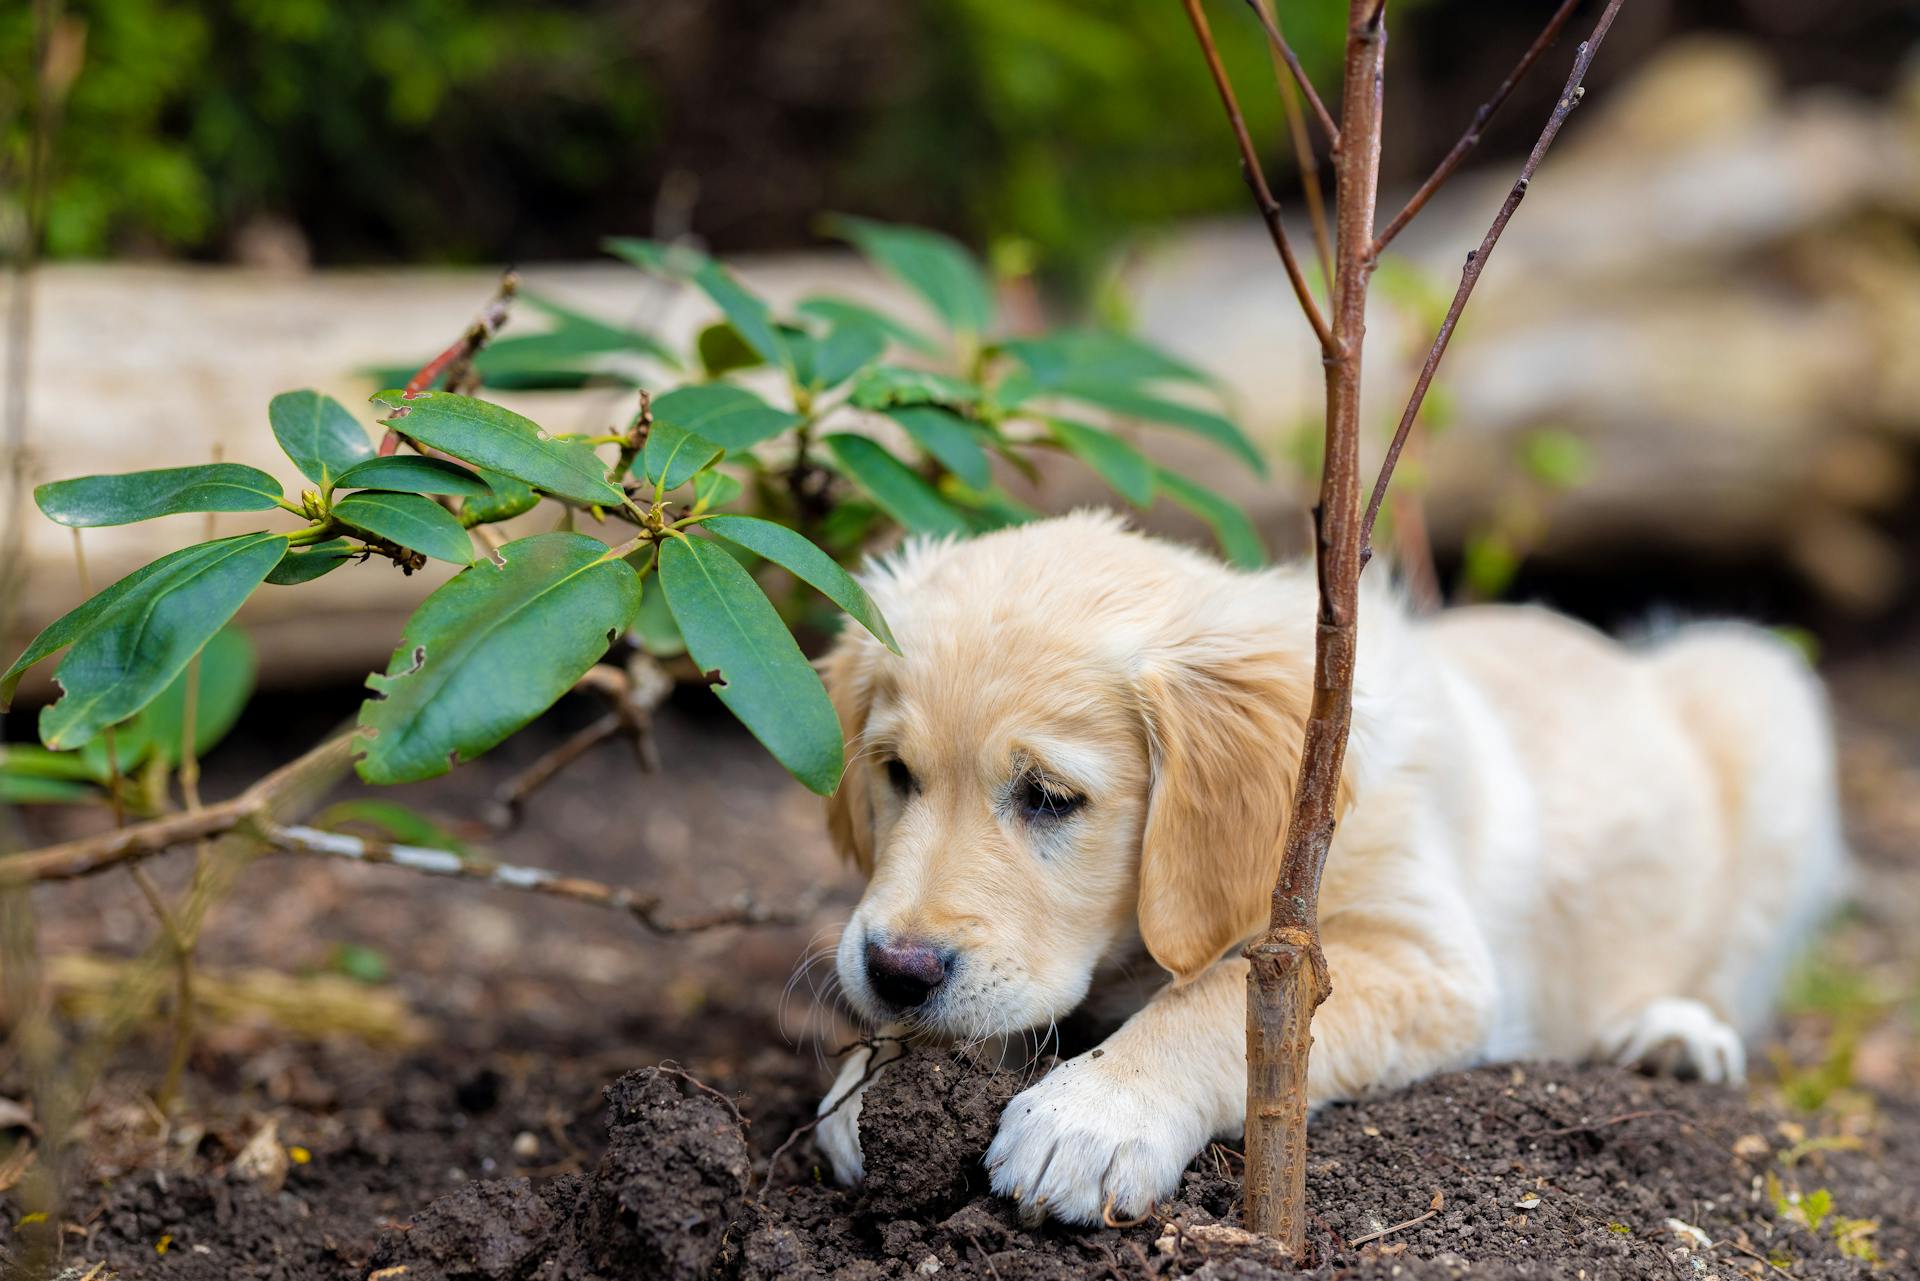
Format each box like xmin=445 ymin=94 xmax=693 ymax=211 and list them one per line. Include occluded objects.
xmin=816 ymin=1083 xmax=866 ymax=1185
xmin=985 ymin=1054 xmax=1207 ymax=1227
xmin=1602 ymin=997 xmax=1746 ymax=1084
xmin=816 ymin=1041 xmax=897 ymax=1186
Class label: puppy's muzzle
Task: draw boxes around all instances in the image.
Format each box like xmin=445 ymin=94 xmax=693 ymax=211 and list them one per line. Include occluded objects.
xmin=864 ymin=935 xmax=953 ymax=1012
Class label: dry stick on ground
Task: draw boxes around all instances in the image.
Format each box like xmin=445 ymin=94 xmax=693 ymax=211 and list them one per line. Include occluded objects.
xmin=1185 ymin=0 xmax=1631 ymax=1254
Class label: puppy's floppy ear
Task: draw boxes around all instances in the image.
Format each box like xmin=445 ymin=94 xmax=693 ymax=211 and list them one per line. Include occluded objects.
xmin=822 ymin=634 xmax=878 ymax=876
xmin=1134 ymin=644 xmax=1313 ymax=982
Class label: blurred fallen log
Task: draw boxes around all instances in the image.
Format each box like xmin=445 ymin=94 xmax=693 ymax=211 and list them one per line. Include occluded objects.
xmin=46 ymin=952 xmax=424 ymax=1047
xmin=6 ymin=36 xmax=1918 ymax=686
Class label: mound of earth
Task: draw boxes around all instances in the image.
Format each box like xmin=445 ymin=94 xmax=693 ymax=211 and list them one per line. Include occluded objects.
xmin=357 ymin=1050 xmax=1914 ymax=1281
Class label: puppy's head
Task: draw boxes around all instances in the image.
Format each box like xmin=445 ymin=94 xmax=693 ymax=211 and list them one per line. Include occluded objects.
xmin=824 ymin=512 xmax=1316 ymax=1040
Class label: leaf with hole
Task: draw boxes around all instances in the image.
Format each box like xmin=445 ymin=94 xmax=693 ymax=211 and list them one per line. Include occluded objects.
xmin=371 ymin=390 xmax=621 ymax=507
xmin=333 ymin=456 xmax=491 ymax=497
xmin=334 ymin=492 xmax=475 ymax=565
xmin=1154 ymin=467 xmax=1266 ymax=569
xmin=659 ymin=535 xmax=843 ymax=794
xmin=35 ymin=464 xmax=284 ymax=527
xmin=822 ymin=434 xmax=968 ymax=536
xmin=650 ymin=384 xmax=802 ymax=454
xmin=1049 ymin=419 xmax=1155 ymax=507
xmin=884 ymin=406 xmax=991 ymax=490
xmin=23 ymin=532 xmax=290 ymax=749
xmin=700 ymin=515 xmax=897 ymax=652
xmin=143 ymin=625 xmax=257 ymax=766
xmin=356 ymin=532 xmax=643 ymax=784
xmin=826 ymin=216 xmax=994 ymax=337
xmin=271 ymin=390 xmax=375 ymax=489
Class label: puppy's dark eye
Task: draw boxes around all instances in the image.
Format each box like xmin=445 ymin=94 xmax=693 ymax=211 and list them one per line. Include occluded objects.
xmin=884 ymin=757 xmax=917 ymax=795
xmin=1018 ymin=775 xmax=1084 ymax=823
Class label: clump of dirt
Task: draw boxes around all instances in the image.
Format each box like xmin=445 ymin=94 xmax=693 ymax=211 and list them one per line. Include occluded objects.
xmin=855 ymin=1047 xmax=1027 ymax=1218
xmin=369 ymin=1067 xmax=750 ymax=1281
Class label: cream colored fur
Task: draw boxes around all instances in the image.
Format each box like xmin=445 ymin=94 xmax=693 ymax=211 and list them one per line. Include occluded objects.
xmin=814 ymin=511 xmax=1846 ymax=1226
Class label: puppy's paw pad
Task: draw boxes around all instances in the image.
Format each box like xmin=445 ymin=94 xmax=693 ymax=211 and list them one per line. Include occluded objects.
xmin=1603 ymin=997 xmax=1746 ymax=1084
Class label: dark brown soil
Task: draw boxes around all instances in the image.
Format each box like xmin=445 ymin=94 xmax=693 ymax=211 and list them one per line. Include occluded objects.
xmin=4 ymin=672 xmax=1918 ymax=1281
xmin=16 ymin=1045 xmax=1913 ymax=1280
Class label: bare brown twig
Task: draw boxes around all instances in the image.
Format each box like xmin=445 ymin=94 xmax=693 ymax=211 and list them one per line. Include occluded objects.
xmin=1241 ymin=0 xmax=1340 ymax=147
xmin=1371 ymin=0 xmax=1584 ymax=255
xmin=1361 ymin=0 xmax=1625 ymax=557
xmin=1180 ymin=0 xmax=1334 ymax=353
xmin=378 ymin=270 xmax=520 ymax=455
xmin=1254 ymin=0 xmax=1335 ymax=292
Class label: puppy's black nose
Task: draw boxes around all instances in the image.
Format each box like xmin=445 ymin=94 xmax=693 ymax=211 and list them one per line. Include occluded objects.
xmin=864 ymin=937 xmax=950 ymax=1010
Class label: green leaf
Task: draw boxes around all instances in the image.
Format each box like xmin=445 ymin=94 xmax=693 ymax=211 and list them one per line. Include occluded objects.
xmin=460 ymin=469 xmax=540 ymax=527
xmin=692 ymin=469 xmax=743 ymax=513
xmin=35 ymin=464 xmax=284 ymax=527
xmin=370 ymin=390 xmax=622 ymax=507
xmin=885 ymin=406 xmax=991 ymax=490
xmin=658 ymin=535 xmax=843 ymax=794
xmin=630 ymin=585 xmax=688 ymax=658
xmin=697 ymin=322 xmax=763 ymax=378
xmin=700 ymin=515 xmax=898 ymax=652
xmin=1519 ymin=429 xmax=1592 ymax=490
xmin=333 ymin=456 xmax=491 ymax=497
xmin=356 ymin=532 xmax=642 ymax=784
xmin=334 ymin=492 xmax=476 ymax=566
xmin=603 ymin=237 xmax=790 ymax=371
xmin=826 ymin=216 xmax=995 ymax=337
xmin=79 ymin=714 xmax=153 ymax=781
xmin=270 ymin=390 xmax=375 ymax=489
xmin=312 ymin=798 xmax=471 ymax=856
xmin=1049 ymin=419 xmax=1155 ymax=507
xmin=0 ymin=743 xmax=98 ymax=782
xmin=267 ymin=538 xmax=357 ymax=585
xmin=1001 ymin=331 xmax=1210 ymax=392
xmin=4 ymin=554 xmax=188 ymax=708
xmin=1154 ymin=467 xmax=1266 ymax=569
xmin=650 ymin=384 xmax=802 ymax=454
xmin=144 ymin=626 xmax=256 ymax=765
xmin=849 ymin=365 xmax=984 ymax=412
xmin=0 ymin=773 xmax=99 ymax=805
xmin=1060 ymin=384 xmax=1266 ymax=475
xmin=329 ymin=942 xmax=392 ymax=985
xmin=784 ymin=321 xmax=886 ymax=390
xmin=34 ymin=533 xmax=290 ymax=750
xmin=796 ymin=296 xmax=939 ymax=356
xmin=822 ymin=434 xmax=969 ymax=536
xmin=643 ymin=420 xmax=725 ymax=493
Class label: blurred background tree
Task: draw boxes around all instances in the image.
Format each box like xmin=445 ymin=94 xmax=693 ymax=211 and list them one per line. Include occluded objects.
xmin=5 ymin=0 xmax=1911 ymax=279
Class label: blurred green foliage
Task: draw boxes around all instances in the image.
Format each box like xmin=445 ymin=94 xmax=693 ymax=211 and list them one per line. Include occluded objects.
xmin=2 ymin=0 xmax=1363 ymax=271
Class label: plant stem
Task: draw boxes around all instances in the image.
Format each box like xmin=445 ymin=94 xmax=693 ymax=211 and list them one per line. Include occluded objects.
xmin=1241 ymin=0 xmax=1386 ymax=1253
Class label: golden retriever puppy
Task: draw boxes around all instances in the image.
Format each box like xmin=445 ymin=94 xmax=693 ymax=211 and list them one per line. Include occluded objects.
xmin=814 ymin=511 xmax=1844 ymax=1226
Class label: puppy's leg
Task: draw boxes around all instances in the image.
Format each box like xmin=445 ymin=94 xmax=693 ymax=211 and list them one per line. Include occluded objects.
xmin=987 ymin=956 xmax=1246 ymax=1226
xmin=1305 ymin=907 xmax=1499 ymax=1106
xmin=815 ymin=1028 xmax=907 ymax=1185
